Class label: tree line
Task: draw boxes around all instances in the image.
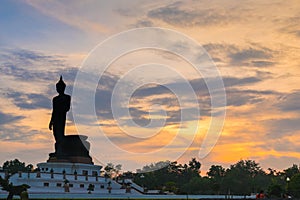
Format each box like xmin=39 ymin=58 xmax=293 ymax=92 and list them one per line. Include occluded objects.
xmin=1 ymin=158 xmax=300 ymax=197
xmin=130 ymin=159 xmax=300 ymax=197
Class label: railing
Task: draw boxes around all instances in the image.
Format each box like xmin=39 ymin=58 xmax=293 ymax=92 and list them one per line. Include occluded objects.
xmin=15 ymin=171 xmax=104 ymax=182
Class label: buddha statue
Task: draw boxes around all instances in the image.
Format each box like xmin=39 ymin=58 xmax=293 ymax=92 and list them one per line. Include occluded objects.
xmin=49 ymin=76 xmax=71 ymax=156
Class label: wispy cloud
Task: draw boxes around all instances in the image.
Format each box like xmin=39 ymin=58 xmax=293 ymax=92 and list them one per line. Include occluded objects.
xmin=0 ymin=111 xmax=24 ymax=125
xmin=0 ymin=48 xmax=67 ymax=81
xmin=25 ymin=0 xmax=110 ymax=34
xmin=277 ymin=90 xmax=300 ymax=112
xmin=229 ymin=47 xmax=273 ymax=65
xmin=147 ymin=1 xmax=236 ymax=27
xmin=7 ymin=92 xmax=51 ymax=110
xmin=203 ymin=43 xmax=276 ymax=68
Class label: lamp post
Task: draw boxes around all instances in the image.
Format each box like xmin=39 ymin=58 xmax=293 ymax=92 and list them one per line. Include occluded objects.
xmin=286 ymin=177 xmax=290 ymax=195
xmin=140 ymin=174 xmax=145 ymax=193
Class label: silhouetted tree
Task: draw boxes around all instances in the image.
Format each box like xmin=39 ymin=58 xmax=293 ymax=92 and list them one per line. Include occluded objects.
xmin=284 ymin=164 xmax=299 ymax=179
xmin=2 ymin=159 xmax=33 ymax=175
xmin=207 ymin=165 xmax=225 ymax=194
xmin=268 ymin=183 xmax=284 ymax=198
xmin=104 ymin=163 xmax=122 ymax=178
xmin=288 ymin=173 xmax=300 ymax=197
xmin=222 ymin=160 xmax=266 ymax=195
xmin=119 ymin=159 xmax=300 ymax=195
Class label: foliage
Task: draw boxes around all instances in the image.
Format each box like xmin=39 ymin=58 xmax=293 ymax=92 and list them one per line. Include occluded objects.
xmin=131 ymin=159 xmax=300 ymax=196
xmin=284 ymin=164 xmax=299 ymax=178
xmin=133 ymin=158 xmax=201 ymax=194
xmin=182 ymin=176 xmax=213 ymax=194
xmin=220 ymin=160 xmax=267 ymax=195
xmin=103 ymin=163 xmax=122 ymax=178
xmin=268 ymin=183 xmax=283 ymax=198
xmin=207 ymin=165 xmax=225 ymax=194
xmin=0 ymin=176 xmax=10 ymax=191
xmin=288 ymin=173 xmax=300 ymax=197
xmin=2 ymin=159 xmax=33 ymax=176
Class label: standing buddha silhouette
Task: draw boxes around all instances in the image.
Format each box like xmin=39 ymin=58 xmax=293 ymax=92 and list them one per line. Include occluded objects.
xmin=49 ymin=76 xmax=71 ymax=156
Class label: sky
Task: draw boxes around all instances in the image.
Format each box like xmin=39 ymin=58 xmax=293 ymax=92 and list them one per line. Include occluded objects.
xmin=0 ymin=0 xmax=300 ymax=174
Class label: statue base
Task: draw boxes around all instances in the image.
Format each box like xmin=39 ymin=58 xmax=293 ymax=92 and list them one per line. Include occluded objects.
xmin=47 ymin=155 xmax=93 ymax=164
xmin=48 ymin=135 xmax=93 ymax=164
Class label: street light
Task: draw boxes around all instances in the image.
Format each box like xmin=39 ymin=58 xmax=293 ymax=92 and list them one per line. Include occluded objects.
xmin=286 ymin=177 xmax=290 ymax=195
xmin=140 ymin=174 xmax=145 ymax=193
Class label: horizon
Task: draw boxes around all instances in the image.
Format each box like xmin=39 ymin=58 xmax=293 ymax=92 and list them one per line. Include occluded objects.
xmin=0 ymin=0 xmax=300 ymax=174
xmin=0 ymin=157 xmax=298 ymax=177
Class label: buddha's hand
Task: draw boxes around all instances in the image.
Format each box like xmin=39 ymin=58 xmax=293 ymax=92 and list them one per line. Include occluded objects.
xmin=49 ymin=121 xmax=53 ymax=130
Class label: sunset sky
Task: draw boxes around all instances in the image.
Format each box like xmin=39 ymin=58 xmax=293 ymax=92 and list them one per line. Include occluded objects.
xmin=0 ymin=0 xmax=300 ymax=173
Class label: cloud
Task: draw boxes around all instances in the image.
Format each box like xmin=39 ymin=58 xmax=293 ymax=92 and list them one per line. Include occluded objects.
xmin=0 ymin=112 xmax=40 ymax=142
xmin=0 ymin=125 xmax=42 ymax=142
xmin=131 ymin=76 xmax=262 ymax=99
xmin=277 ymin=15 xmax=300 ymax=38
xmin=271 ymin=138 xmax=300 ymax=153
xmin=0 ymin=48 xmax=64 ymax=66
xmin=203 ymin=43 xmax=237 ymax=63
xmin=128 ymin=107 xmax=151 ymax=126
xmin=229 ymin=48 xmax=273 ymax=65
xmin=9 ymin=48 xmax=60 ymax=63
xmin=93 ymin=71 xmax=276 ymax=130
xmin=95 ymin=77 xmax=182 ymax=127
xmin=95 ymin=73 xmax=120 ymax=120
xmin=203 ymin=43 xmax=238 ymax=52
xmin=260 ymin=155 xmax=300 ymax=171
xmin=0 ymin=48 xmax=79 ymax=95
xmin=7 ymin=92 xmax=51 ymax=110
xmin=131 ymin=19 xmax=154 ymax=28
xmin=226 ymin=89 xmax=263 ymax=107
xmin=95 ymin=90 xmax=114 ymax=120
xmin=250 ymin=60 xmax=275 ymax=67
xmin=277 ymin=90 xmax=300 ymax=112
xmin=147 ymin=1 xmax=235 ymax=27
xmin=25 ymin=1 xmax=110 ymax=34
xmin=0 ymin=111 xmax=24 ymax=125
xmin=130 ymin=84 xmax=174 ymax=98
xmin=291 ymin=30 xmax=300 ymax=38
xmin=0 ymin=48 xmax=67 ymax=82
xmin=203 ymin=43 xmax=276 ymax=68
xmin=224 ymin=76 xmax=262 ymax=87
xmin=265 ymin=118 xmax=300 ymax=137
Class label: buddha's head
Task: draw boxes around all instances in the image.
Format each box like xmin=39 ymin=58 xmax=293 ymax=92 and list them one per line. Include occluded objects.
xmin=56 ymin=76 xmax=66 ymax=94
